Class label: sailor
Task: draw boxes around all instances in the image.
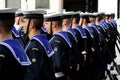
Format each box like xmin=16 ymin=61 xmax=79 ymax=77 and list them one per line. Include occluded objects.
xmin=22 ymin=10 xmax=55 ymax=80
xmin=0 ymin=8 xmax=31 ymax=80
xmin=105 ymin=13 xmax=118 ymax=70
xmin=80 ymin=13 xmax=96 ymax=80
xmin=12 ymin=9 xmax=27 ymax=47
xmin=44 ymin=13 xmax=72 ymax=80
xmin=12 ymin=9 xmax=24 ymax=39
xmin=88 ymin=13 xmax=101 ymax=46
xmin=62 ymin=11 xmax=78 ymax=80
xmin=71 ymin=12 xmax=87 ymax=80
xmin=14 ymin=9 xmax=24 ymax=30
xmin=95 ymin=12 xmax=115 ymax=79
xmin=87 ymin=13 xmax=106 ymax=80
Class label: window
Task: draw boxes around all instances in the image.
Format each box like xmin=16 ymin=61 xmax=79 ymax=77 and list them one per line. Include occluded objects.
xmin=35 ymin=0 xmax=49 ymax=9
xmin=5 ymin=0 xmax=21 ymax=8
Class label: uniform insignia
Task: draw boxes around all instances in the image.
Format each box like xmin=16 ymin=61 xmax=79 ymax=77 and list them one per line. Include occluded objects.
xmin=32 ymin=48 xmax=39 ymax=51
xmin=0 ymin=54 xmax=5 ymax=58
xmin=54 ymin=47 xmax=58 ymax=52
xmin=32 ymin=58 xmax=36 ymax=62
xmin=55 ymin=40 xmax=61 ymax=43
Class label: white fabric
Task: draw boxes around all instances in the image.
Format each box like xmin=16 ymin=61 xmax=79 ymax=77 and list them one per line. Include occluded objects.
xmin=55 ymin=72 xmax=65 ymax=78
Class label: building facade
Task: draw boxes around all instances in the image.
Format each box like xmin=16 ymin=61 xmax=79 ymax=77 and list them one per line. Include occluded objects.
xmin=0 ymin=0 xmax=119 ymax=18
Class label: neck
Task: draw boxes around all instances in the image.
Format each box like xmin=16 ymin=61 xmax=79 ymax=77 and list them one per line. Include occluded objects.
xmin=29 ymin=29 xmax=40 ymax=39
xmin=72 ymin=23 xmax=79 ymax=28
xmin=88 ymin=22 xmax=95 ymax=26
xmin=96 ymin=19 xmax=103 ymax=25
xmin=95 ymin=20 xmax=99 ymax=25
xmin=82 ymin=22 xmax=88 ymax=28
xmin=62 ymin=25 xmax=69 ymax=31
xmin=0 ymin=32 xmax=13 ymax=42
xmin=53 ymin=27 xmax=62 ymax=35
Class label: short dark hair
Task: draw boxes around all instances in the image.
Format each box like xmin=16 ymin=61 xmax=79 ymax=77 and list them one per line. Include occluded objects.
xmin=72 ymin=14 xmax=80 ymax=24
xmin=31 ymin=19 xmax=43 ymax=30
xmin=74 ymin=17 xmax=80 ymax=24
xmin=111 ymin=13 xmax=115 ymax=19
xmin=0 ymin=19 xmax=14 ymax=33
xmin=54 ymin=20 xmax=62 ymax=28
xmin=96 ymin=14 xmax=103 ymax=22
xmin=84 ymin=17 xmax=90 ymax=23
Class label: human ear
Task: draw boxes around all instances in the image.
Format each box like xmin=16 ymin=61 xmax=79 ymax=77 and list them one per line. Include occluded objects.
xmin=52 ymin=21 xmax=56 ymax=28
xmin=30 ymin=20 xmax=35 ymax=29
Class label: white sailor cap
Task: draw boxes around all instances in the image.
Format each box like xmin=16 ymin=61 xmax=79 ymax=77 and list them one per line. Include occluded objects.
xmin=62 ymin=11 xmax=74 ymax=19
xmin=80 ymin=12 xmax=90 ymax=18
xmin=72 ymin=11 xmax=81 ymax=18
xmin=44 ymin=13 xmax=62 ymax=21
xmin=89 ymin=12 xmax=97 ymax=18
xmin=23 ymin=10 xmax=46 ymax=20
xmin=0 ymin=8 xmax=17 ymax=20
xmin=15 ymin=9 xmax=23 ymax=17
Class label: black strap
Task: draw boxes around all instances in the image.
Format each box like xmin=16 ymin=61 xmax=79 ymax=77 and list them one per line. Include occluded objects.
xmin=50 ymin=21 xmax=53 ymax=35
xmin=18 ymin=17 xmax=20 ymax=25
xmin=26 ymin=19 xmax=31 ymax=35
xmin=24 ymin=19 xmax=31 ymax=47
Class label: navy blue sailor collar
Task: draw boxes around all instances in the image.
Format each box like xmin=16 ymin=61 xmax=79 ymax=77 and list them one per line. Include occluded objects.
xmin=85 ymin=26 xmax=94 ymax=38
xmin=55 ymin=31 xmax=72 ymax=48
xmin=108 ymin=20 xmax=117 ymax=27
xmin=31 ymin=34 xmax=54 ymax=57
xmin=67 ymin=28 xmax=78 ymax=43
xmin=91 ymin=24 xmax=100 ymax=34
xmin=0 ymin=39 xmax=31 ymax=66
xmin=75 ymin=26 xmax=87 ymax=38
xmin=98 ymin=23 xmax=106 ymax=32
xmin=100 ymin=21 xmax=108 ymax=30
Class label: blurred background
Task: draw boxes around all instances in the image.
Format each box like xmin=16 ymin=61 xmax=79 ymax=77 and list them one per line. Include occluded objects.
xmin=0 ymin=0 xmax=119 ymax=18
